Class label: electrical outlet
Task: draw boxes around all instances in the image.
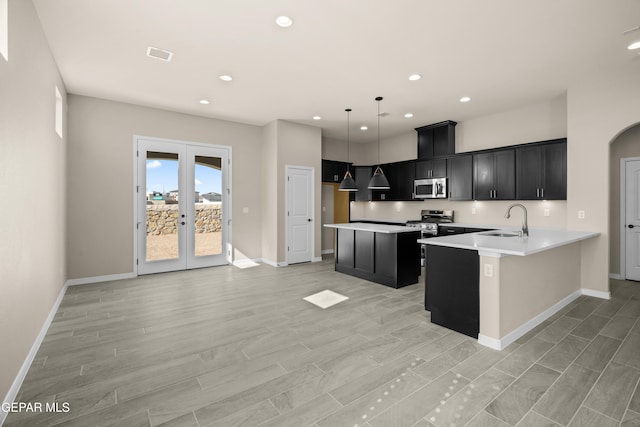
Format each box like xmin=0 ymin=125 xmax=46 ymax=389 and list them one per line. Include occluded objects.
xmin=242 ymin=207 xmax=249 ymax=214
xmin=544 ymin=208 xmax=550 ymax=217
xmin=578 ymin=210 xmax=585 ymax=219
xmin=471 ymin=207 xmax=477 ymax=215
xmin=484 ymin=263 xmax=493 ymax=277
xmin=322 ymin=206 xmax=326 ymax=212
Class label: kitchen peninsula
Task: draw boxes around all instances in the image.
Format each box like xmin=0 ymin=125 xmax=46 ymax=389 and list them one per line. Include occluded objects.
xmin=419 ymin=228 xmax=600 ymax=350
xmin=324 ymin=223 xmax=421 ymax=288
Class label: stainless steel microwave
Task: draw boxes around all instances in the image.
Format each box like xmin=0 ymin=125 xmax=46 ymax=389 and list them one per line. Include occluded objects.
xmin=414 ymin=178 xmax=447 ymax=199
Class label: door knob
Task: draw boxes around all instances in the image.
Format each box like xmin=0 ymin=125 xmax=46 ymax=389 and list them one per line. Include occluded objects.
xmin=629 ymin=224 xmax=636 ymax=229
xmin=181 ymin=222 xmax=186 ymax=225
xmin=307 ymin=218 xmax=312 ymax=222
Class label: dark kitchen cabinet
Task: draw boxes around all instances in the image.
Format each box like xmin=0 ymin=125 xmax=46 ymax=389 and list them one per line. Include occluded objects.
xmin=473 ymin=149 xmax=515 ymax=200
xmin=516 ymin=141 xmax=566 ymax=200
xmin=322 ymin=159 xmax=351 ymax=183
xmin=390 ymin=160 xmax=416 ymax=200
xmin=415 ymin=159 xmax=446 ymax=179
xmin=416 ymin=121 xmax=457 ymax=159
xmin=425 ymin=245 xmax=479 ymax=338
xmin=354 ymin=166 xmax=372 ymax=201
xmin=335 ymin=228 xmax=421 ymax=288
xmin=447 ymin=155 xmax=473 ymax=200
xmin=438 ymin=226 xmax=466 ymax=236
xmin=371 ymin=160 xmax=416 ymax=201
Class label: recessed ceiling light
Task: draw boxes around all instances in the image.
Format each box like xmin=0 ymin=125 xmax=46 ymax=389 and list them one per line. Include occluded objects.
xmin=408 ymin=74 xmax=421 ymax=81
xmin=360 ymin=126 xmax=368 ymax=131
xmin=276 ymin=16 xmax=293 ymax=27
xmin=199 ymin=99 xmax=210 ymax=105
xmin=460 ymin=96 xmax=471 ymax=103
xmin=628 ymin=41 xmax=640 ymax=50
xmin=404 ymin=113 xmax=414 ymax=118
xmin=219 ymin=75 xmax=233 ymax=81
xmin=313 ymin=116 xmax=321 ymax=120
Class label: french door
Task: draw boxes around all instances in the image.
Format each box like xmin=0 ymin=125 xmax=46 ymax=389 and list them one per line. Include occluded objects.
xmin=136 ymin=137 xmax=230 ymax=275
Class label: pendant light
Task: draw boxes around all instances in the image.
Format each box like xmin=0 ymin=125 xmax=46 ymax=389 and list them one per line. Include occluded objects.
xmin=368 ymin=96 xmax=390 ymax=190
xmin=339 ymin=108 xmax=358 ymax=191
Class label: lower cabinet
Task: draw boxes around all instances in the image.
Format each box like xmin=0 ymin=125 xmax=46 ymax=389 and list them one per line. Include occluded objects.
xmin=335 ymin=228 xmax=421 ymax=288
xmin=425 ymin=245 xmax=479 ymax=338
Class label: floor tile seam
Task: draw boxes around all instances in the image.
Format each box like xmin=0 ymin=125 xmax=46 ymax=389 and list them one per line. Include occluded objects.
xmin=526 ymin=408 xmax=563 ymax=426
xmin=618 ymin=374 xmax=640 ymax=422
xmin=560 ymin=354 xmax=624 ymax=427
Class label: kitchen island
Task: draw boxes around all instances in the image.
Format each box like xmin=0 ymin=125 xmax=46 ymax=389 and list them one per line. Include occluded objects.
xmin=324 ymin=223 xmax=421 ymax=288
xmin=418 ymin=228 xmax=600 ymax=350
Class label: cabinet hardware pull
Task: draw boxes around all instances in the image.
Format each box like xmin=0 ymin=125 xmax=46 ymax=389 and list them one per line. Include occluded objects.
xmin=536 ymin=188 xmax=539 ymax=198
xmin=541 ymin=188 xmax=544 ymax=198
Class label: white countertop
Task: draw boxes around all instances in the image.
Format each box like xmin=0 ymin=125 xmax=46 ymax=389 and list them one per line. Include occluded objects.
xmin=418 ymin=228 xmax=600 ymax=257
xmin=324 ymin=222 xmax=420 ymax=234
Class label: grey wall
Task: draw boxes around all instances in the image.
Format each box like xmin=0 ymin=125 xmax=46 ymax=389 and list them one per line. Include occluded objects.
xmin=0 ymin=0 xmax=68 ymax=403
xmin=67 ymin=95 xmax=264 ymax=279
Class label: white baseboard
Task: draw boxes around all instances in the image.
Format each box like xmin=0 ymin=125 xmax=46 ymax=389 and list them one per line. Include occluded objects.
xmin=478 ymin=290 xmax=582 ymax=351
xmin=65 ymin=272 xmax=136 ymax=287
xmin=321 ymin=249 xmax=334 ymax=255
xmin=609 ymin=273 xmax=622 ymax=280
xmin=581 ymin=288 xmax=611 ymax=300
xmin=1 ymin=283 xmax=68 ymax=426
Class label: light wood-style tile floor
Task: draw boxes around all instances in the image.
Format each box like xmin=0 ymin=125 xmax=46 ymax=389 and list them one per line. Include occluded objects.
xmin=4 ymin=257 xmax=640 ymax=427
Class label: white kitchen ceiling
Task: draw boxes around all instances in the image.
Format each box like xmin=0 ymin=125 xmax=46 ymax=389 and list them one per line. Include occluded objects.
xmin=32 ymin=0 xmax=640 ymax=143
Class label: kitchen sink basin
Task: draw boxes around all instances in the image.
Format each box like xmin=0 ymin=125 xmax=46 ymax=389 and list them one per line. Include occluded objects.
xmin=480 ymin=231 xmax=521 ymax=238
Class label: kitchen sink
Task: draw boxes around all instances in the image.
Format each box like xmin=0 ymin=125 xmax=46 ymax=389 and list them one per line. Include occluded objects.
xmin=480 ymin=231 xmax=521 ymax=238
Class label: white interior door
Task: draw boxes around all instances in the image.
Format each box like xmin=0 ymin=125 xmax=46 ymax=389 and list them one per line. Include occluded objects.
xmin=287 ymin=166 xmax=313 ymax=264
xmin=625 ymin=159 xmax=640 ymax=281
xmin=136 ymin=137 xmax=230 ymax=275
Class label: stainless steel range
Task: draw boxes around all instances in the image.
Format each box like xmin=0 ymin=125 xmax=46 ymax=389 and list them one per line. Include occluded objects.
xmin=406 ymin=210 xmax=454 ymax=265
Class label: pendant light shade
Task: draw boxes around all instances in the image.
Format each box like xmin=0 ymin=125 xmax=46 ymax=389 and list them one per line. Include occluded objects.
xmin=368 ymin=96 xmax=390 ymax=190
xmin=339 ymin=108 xmax=358 ymax=191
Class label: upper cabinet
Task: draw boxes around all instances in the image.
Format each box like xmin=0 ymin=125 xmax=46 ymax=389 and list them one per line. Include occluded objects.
xmin=415 ymin=158 xmax=447 ymax=179
xmin=473 ymin=149 xmax=515 ymax=200
xmin=516 ymin=140 xmax=567 ymax=200
xmin=372 ymin=160 xmax=416 ymax=201
xmin=447 ymin=155 xmax=473 ymax=201
xmin=322 ymin=159 xmax=350 ymax=183
xmin=416 ymin=121 xmax=457 ymax=159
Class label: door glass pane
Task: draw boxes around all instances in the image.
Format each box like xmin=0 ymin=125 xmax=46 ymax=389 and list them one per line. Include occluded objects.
xmin=145 ymin=151 xmax=179 ymax=261
xmin=194 ymin=155 xmax=222 ymax=256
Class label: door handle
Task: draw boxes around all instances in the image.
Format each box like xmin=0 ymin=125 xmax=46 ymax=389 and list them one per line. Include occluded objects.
xmin=630 ymin=224 xmax=636 ymax=229
xmin=307 ymin=218 xmax=312 ymax=222
xmin=181 ymin=222 xmax=186 ymax=225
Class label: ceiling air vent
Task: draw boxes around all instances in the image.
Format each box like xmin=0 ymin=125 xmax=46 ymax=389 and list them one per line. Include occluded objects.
xmin=146 ymin=46 xmax=173 ymax=62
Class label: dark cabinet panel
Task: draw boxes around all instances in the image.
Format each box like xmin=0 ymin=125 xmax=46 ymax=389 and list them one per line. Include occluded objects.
xmin=415 ymin=159 xmax=446 ymax=179
xmin=494 ymin=150 xmax=515 ymax=200
xmin=354 ymin=166 xmax=372 ymax=201
xmin=371 ymin=160 xmax=416 ymax=201
xmin=438 ymin=226 xmax=466 ymax=236
xmin=354 ymin=230 xmax=375 ymax=273
xmin=391 ymin=160 xmax=416 ymax=200
xmin=473 ymin=149 xmax=515 ymax=200
xmin=374 ymin=232 xmax=396 ymax=279
xmin=416 ymin=121 xmax=457 ymax=159
xmin=425 ymin=245 xmax=479 ymax=338
xmin=334 ymin=229 xmax=421 ymax=288
xmin=516 ymin=141 xmax=566 ymax=200
xmin=322 ymin=159 xmax=350 ymax=183
xmin=543 ymin=142 xmax=567 ymax=200
xmin=447 ymin=155 xmax=473 ymax=200
xmin=336 ymin=228 xmax=354 ymax=268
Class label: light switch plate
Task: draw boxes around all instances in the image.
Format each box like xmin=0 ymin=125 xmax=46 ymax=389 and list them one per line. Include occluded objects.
xmin=544 ymin=208 xmax=550 ymax=217
xmin=578 ymin=210 xmax=585 ymax=219
xmin=242 ymin=207 xmax=249 ymax=214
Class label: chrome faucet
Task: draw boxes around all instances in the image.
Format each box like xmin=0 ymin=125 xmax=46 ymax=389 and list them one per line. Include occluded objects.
xmin=505 ymin=203 xmax=529 ymax=237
